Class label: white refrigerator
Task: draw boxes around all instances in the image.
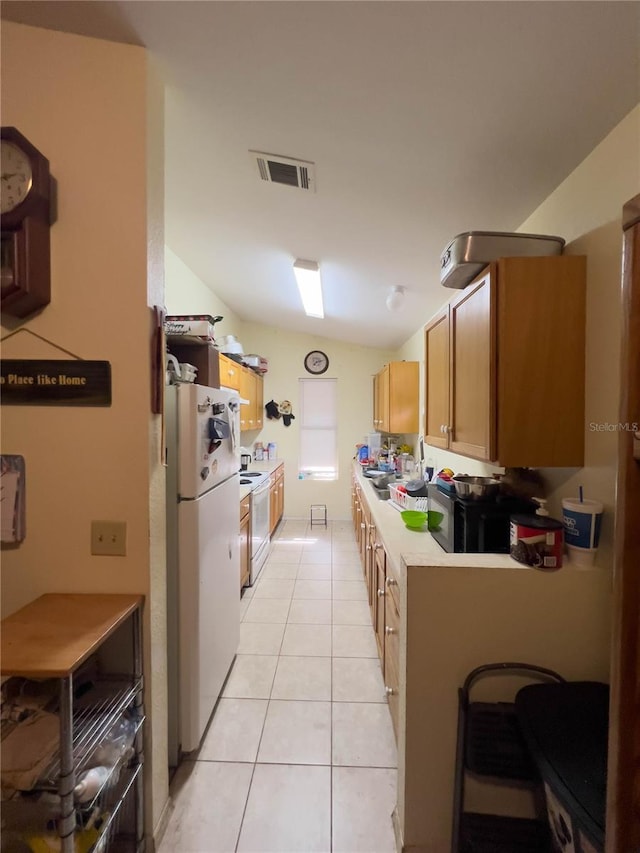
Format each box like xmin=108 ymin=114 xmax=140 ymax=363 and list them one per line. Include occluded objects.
xmin=166 ymin=383 xmax=241 ymax=766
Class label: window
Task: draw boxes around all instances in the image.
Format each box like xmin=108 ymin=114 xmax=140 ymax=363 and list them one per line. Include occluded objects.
xmin=299 ymin=378 xmax=337 ymax=480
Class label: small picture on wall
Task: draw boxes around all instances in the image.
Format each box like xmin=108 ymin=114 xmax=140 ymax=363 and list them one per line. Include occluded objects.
xmin=1 ymin=455 xmax=26 ymax=543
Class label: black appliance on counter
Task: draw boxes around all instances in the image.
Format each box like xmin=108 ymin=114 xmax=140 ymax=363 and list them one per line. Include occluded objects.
xmin=427 ymin=483 xmax=536 ymax=553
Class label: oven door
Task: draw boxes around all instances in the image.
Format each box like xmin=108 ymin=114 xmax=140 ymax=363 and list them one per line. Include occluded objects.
xmin=427 ymin=485 xmax=455 ymax=552
xmin=250 ymin=479 xmax=271 ymax=583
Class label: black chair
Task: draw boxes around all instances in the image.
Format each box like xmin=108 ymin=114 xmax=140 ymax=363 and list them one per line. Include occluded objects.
xmin=451 ymin=662 xmax=565 ymax=853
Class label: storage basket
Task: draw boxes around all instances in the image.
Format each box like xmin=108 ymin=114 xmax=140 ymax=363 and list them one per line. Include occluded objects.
xmin=388 ymin=484 xmax=429 ymax=512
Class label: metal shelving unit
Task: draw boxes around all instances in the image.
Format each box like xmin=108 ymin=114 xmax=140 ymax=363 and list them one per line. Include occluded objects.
xmin=1 ymin=593 xmax=145 ymax=853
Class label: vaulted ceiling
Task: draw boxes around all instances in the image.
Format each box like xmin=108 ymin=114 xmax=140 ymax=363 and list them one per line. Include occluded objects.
xmin=3 ymin=1 xmax=639 ymax=346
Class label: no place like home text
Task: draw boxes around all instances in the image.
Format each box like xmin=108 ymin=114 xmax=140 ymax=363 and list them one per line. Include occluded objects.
xmin=1 ymin=373 xmax=87 ymax=386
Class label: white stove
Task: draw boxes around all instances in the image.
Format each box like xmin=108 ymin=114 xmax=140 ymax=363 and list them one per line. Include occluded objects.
xmin=239 ymin=470 xmax=270 ymax=488
xmin=238 ymin=470 xmax=271 ymax=584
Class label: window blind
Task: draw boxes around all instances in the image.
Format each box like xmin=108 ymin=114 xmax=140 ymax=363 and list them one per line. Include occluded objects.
xmin=299 ymin=378 xmax=338 ymax=479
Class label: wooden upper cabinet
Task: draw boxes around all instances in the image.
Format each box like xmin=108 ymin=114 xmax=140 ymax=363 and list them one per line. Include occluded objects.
xmin=254 ymin=372 xmax=264 ymax=429
xmin=219 ymin=354 xmax=241 ymax=391
xmin=424 ymin=255 xmax=586 ymax=467
xmin=239 ymin=366 xmax=264 ymax=432
xmin=449 ymin=274 xmax=496 ymax=460
xmin=424 ymin=307 xmax=450 ymax=450
xmin=239 ymin=367 xmax=254 ymax=430
xmin=373 ymin=361 xmax=419 ymax=434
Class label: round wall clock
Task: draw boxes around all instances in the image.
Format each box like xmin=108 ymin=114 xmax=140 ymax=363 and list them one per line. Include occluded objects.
xmin=304 ymin=350 xmax=329 ymax=375
xmin=1 ymin=126 xmax=52 ymax=318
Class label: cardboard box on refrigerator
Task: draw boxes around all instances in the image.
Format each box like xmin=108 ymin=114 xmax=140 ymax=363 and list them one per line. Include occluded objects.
xmin=167 ymin=341 xmax=221 ymax=388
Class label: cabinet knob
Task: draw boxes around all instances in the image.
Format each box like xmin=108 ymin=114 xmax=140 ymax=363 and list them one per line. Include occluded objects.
xmin=374 ymin=543 xmax=382 ymax=550
xmin=385 ymin=626 xmax=395 ymax=635
xmin=385 ymin=686 xmax=395 ymax=696
xmin=377 ymin=588 xmax=385 ymax=597
xmin=385 ymin=576 xmax=397 ymax=586
xmin=361 ymin=522 xmax=366 ymax=529
xmin=366 ymin=545 xmax=372 ymax=552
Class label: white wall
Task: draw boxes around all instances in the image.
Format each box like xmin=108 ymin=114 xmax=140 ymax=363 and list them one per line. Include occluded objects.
xmin=165 ymin=246 xmax=242 ymax=341
xmin=399 ymin=105 xmax=640 ymax=571
xmin=518 ymin=104 xmax=640 ymax=571
xmin=0 ymin=21 xmax=168 ymax=836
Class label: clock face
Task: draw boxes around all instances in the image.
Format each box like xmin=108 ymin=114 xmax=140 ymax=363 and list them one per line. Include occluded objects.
xmin=1 ymin=141 xmax=33 ymax=214
xmin=304 ymin=350 xmax=329 ymax=375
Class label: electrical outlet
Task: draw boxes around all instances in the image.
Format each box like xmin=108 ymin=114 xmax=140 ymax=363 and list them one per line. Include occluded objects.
xmin=91 ymin=521 xmax=127 ymax=556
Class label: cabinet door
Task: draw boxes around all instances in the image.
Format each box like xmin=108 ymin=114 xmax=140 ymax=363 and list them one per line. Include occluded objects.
xmin=359 ymin=500 xmax=370 ymax=580
xmin=220 ymin=355 xmax=241 ymax=391
xmin=388 ymin=361 xmax=419 ymax=433
xmin=496 ymin=255 xmax=586 ymax=467
xmin=384 ymin=579 xmax=400 ymax=742
xmin=449 ymin=272 xmax=496 ymax=460
xmin=424 ymin=308 xmax=450 ymax=449
xmin=366 ymin=517 xmax=377 ymax=610
xmin=276 ymin=469 xmax=285 ymax=524
xmin=239 ymin=508 xmax=250 ymax=589
xmin=354 ymin=486 xmax=363 ymax=542
xmin=373 ymin=372 xmax=381 ymax=430
xmin=379 ymin=365 xmax=390 ymax=433
xmin=254 ymin=375 xmax=264 ymax=429
xmin=374 ymin=549 xmax=386 ymax=661
xmin=239 ymin=368 xmax=253 ymax=431
xmin=269 ymin=475 xmax=278 ymax=535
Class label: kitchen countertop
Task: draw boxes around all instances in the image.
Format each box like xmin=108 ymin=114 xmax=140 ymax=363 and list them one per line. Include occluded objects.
xmin=239 ymin=458 xmax=283 ymax=500
xmin=353 ymin=464 xmax=593 ymax=582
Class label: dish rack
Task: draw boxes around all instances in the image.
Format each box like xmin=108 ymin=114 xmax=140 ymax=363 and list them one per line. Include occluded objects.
xmin=388 ymin=484 xmax=429 ymax=512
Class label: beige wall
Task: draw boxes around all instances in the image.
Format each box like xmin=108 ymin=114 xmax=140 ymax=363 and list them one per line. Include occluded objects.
xmin=398 ymin=104 xmax=640 ymax=571
xmin=241 ymin=321 xmax=395 ymax=518
xmin=0 ymin=21 xmax=168 ymax=837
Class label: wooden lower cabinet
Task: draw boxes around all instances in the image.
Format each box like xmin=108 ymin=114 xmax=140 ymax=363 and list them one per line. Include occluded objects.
xmin=354 ymin=492 xmax=399 ymax=744
xmin=359 ymin=500 xmax=371 ymax=590
xmin=269 ymin=464 xmax=285 ymax=535
xmin=239 ymin=494 xmax=251 ymax=589
xmin=374 ymin=548 xmax=386 ymax=659
xmin=384 ymin=576 xmax=400 ymax=740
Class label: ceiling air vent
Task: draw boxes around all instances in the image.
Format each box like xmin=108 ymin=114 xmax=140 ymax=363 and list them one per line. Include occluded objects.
xmin=250 ymin=151 xmax=316 ymax=192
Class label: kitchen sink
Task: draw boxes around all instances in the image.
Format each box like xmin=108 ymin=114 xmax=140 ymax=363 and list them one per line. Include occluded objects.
xmin=373 ymin=487 xmax=390 ymax=500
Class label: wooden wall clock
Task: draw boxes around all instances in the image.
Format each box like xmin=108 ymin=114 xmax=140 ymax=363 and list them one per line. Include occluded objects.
xmin=1 ymin=127 xmax=52 ymax=318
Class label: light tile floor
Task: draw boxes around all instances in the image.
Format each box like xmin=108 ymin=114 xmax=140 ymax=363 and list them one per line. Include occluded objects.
xmin=159 ymin=518 xmax=398 ymax=853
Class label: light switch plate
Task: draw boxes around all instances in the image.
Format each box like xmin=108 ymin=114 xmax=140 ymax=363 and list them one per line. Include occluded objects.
xmin=91 ymin=520 xmax=127 ymax=556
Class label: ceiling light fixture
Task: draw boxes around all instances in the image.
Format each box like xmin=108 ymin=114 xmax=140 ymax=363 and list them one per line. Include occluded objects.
xmin=293 ymin=259 xmax=324 ymax=318
xmin=386 ymin=285 xmax=405 ymax=312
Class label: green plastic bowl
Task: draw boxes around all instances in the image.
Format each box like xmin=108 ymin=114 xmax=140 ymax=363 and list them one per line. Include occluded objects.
xmin=401 ymin=510 xmax=427 ymax=530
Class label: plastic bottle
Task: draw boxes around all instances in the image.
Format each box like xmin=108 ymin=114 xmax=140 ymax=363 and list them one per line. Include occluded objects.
xmin=73 ymin=765 xmax=111 ymax=802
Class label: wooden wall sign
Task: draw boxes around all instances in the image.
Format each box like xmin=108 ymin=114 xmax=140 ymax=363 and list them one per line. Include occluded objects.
xmin=1 ymin=359 xmax=111 ymax=406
